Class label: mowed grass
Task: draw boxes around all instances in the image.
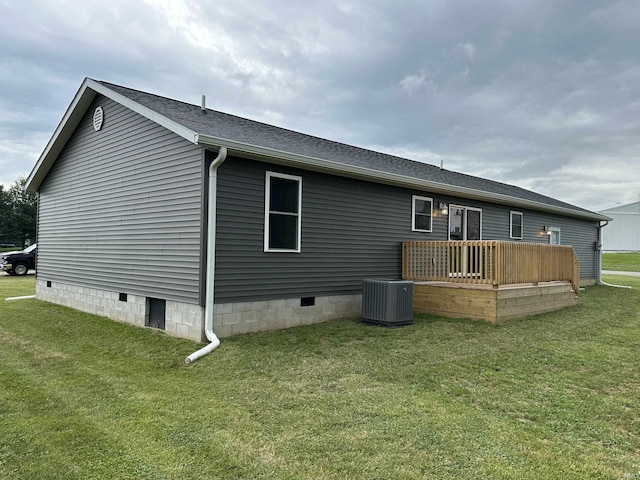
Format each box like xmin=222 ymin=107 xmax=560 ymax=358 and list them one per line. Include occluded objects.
xmin=602 ymin=252 xmax=640 ymax=272
xmin=1 ymin=274 xmax=639 ymax=479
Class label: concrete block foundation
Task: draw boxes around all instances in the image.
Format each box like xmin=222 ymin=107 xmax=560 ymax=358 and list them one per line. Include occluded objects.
xmin=35 ymin=280 xmax=362 ymax=342
xmin=36 ymin=279 xmax=204 ymax=341
xmin=212 ymin=294 xmax=362 ymax=338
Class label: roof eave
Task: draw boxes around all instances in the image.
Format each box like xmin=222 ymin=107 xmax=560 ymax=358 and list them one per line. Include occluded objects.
xmin=26 ymin=78 xmax=199 ymax=192
xmin=196 ymin=133 xmax=609 ymax=222
xmin=26 ymin=78 xmax=96 ymax=191
xmin=25 ymin=78 xmax=607 ymax=223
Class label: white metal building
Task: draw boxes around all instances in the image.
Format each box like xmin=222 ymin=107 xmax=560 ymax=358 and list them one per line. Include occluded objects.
xmin=599 ymin=201 xmax=640 ymax=252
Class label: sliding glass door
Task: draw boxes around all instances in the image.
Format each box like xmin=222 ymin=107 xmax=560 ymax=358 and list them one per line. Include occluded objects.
xmin=448 ymin=205 xmax=482 ymax=241
xmin=448 ymin=205 xmax=482 ymax=276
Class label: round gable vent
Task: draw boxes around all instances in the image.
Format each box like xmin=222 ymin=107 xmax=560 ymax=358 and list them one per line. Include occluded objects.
xmin=93 ymin=106 xmax=104 ymax=131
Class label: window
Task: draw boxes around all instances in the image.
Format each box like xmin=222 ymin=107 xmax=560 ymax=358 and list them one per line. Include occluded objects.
xmin=412 ymin=195 xmax=433 ymax=232
xmin=510 ymin=211 xmax=523 ymax=239
xmin=548 ymin=227 xmax=561 ymax=245
xmin=265 ymin=172 xmax=302 ymax=252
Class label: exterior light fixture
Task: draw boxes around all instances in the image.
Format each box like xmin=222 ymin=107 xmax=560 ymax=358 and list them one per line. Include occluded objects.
xmin=439 ymin=203 xmax=448 ymax=215
xmin=543 ymin=226 xmax=551 ymax=235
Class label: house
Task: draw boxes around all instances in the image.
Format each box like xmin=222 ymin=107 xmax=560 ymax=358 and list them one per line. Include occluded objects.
xmin=26 ymin=78 xmax=610 ymax=353
xmin=598 ymin=201 xmax=640 ymax=252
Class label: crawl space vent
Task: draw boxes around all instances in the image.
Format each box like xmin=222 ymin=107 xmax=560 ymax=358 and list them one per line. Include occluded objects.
xmin=145 ymin=298 xmax=166 ymax=330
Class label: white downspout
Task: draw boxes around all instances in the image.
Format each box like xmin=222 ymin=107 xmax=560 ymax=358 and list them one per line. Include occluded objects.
xmin=597 ymin=220 xmax=632 ymax=289
xmin=596 ymin=220 xmax=607 ymax=284
xmin=5 ymin=295 xmax=36 ymax=301
xmin=185 ymin=146 xmax=228 ymax=364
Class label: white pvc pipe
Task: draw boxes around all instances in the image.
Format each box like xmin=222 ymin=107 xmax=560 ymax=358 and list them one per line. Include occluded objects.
xmin=599 ymin=279 xmax=632 ymax=289
xmin=5 ymin=295 xmax=36 ymax=301
xmin=185 ymin=147 xmax=228 ymax=364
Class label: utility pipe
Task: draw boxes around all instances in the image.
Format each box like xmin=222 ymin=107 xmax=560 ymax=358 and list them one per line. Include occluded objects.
xmin=596 ymin=220 xmax=632 ymax=289
xmin=5 ymin=295 xmax=36 ymax=301
xmin=185 ymin=146 xmax=228 ymax=364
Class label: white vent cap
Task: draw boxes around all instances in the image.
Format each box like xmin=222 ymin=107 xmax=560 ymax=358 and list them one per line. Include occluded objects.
xmin=93 ymin=106 xmax=104 ymax=131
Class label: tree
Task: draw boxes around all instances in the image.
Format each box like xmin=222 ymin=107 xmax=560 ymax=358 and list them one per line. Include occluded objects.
xmin=0 ymin=185 xmax=11 ymax=243
xmin=0 ymin=185 xmax=9 ymax=223
xmin=0 ymin=178 xmax=37 ymax=248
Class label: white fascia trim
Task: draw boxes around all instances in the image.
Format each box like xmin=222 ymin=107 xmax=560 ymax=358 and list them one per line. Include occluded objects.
xmin=26 ymin=78 xmax=199 ymax=192
xmin=26 ymin=79 xmax=96 ymax=191
xmin=195 ymin=133 xmax=609 ymax=222
xmin=600 ymin=212 xmax=640 ymax=216
xmin=84 ymin=79 xmax=198 ymax=143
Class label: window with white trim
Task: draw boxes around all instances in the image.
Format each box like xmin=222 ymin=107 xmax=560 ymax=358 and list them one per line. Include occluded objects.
xmin=510 ymin=211 xmax=523 ymax=239
xmin=264 ymin=172 xmax=302 ymax=252
xmin=412 ymin=195 xmax=433 ymax=232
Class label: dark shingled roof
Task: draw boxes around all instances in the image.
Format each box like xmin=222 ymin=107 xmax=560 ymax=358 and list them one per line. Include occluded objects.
xmin=100 ymin=80 xmax=597 ymax=217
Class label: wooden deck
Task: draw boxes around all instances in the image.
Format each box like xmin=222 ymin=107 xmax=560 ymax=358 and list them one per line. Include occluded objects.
xmin=402 ymin=240 xmax=580 ymax=322
xmin=403 ymin=240 xmax=581 ymax=294
xmin=412 ymin=280 xmax=578 ymax=323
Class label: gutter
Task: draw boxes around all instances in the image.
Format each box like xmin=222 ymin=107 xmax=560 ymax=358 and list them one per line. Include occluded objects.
xmin=185 ymin=146 xmax=228 ymax=364
xmin=194 ymin=134 xmax=611 ymax=223
xmin=25 ymin=78 xmax=610 ymax=224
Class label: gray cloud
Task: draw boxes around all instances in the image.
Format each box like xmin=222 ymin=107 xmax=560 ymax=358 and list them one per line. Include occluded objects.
xmin=1 ymin=0 xmax=639 ymax=210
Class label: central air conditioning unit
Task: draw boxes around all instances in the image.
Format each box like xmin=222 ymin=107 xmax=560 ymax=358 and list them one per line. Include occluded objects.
xmin=361 ymin=279 xmax=413 ymax=327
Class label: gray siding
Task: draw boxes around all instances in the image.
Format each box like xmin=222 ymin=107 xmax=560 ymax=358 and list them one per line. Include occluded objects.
xmin=37 ymin=95 xmax=205 ymax=304
xmin=215 ymin=157 xmax=434 ymax=303
xmin=215 ymin=157 xmax=599 ymax=303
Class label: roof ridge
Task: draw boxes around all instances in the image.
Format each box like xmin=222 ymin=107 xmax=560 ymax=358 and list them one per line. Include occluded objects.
xmin=94 ymin=78 xmax=599 ymax=218
xmin=96 ymin=80 xmax=442 ymax=166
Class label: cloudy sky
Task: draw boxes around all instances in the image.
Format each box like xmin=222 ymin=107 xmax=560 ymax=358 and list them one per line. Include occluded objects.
xmin=1 ymin=0 xmax=639 ymax=211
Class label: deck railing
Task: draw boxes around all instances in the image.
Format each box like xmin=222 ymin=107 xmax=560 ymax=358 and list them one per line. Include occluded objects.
xmin=402 ymin=240 xmax=580 ymax=293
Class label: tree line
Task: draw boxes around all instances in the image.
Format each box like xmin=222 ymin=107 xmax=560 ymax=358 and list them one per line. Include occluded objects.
xmin=0 ymin=178 xmax=37 ymax=248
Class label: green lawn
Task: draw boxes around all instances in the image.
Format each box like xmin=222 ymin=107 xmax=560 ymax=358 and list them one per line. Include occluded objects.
xmin=602 ymin=252 xmax=640 ymax=272
xmin=1 ymin=274 xmax=639 ymax=479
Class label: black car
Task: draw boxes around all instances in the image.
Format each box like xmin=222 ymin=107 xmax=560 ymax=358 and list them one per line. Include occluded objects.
xmin=1 ymin=244 xmax=37 ymax=276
